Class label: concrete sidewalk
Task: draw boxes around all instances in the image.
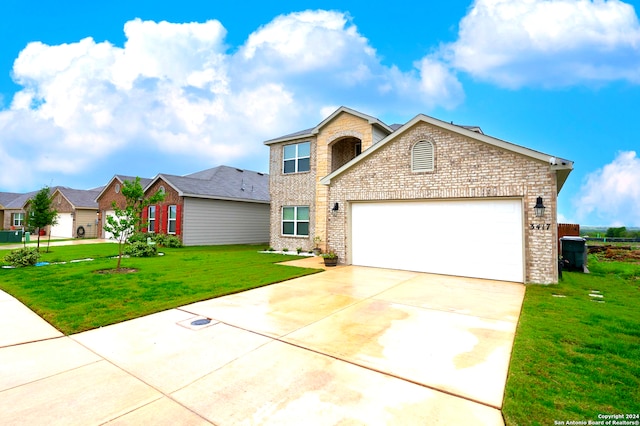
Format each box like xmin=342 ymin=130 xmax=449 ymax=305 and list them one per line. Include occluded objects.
xmin=0 ymin=262 xmax=523 ymax=425
xmin=0 ymin=238 xmax=114 ymax=251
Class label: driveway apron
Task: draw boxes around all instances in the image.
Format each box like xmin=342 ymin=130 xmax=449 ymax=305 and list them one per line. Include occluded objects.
xmin=0 ymin=263 xmax=524 ymax=425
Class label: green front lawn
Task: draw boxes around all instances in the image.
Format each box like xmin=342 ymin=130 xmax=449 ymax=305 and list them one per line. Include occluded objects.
xmin=503 ymin=255 xmax=640 ymax=425
xmin=0 ymin=244 xmax=320 ymax=334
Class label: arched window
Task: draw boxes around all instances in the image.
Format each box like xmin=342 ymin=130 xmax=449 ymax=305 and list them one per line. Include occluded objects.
xmin=412 ymin=140 xmax=434 ymax=172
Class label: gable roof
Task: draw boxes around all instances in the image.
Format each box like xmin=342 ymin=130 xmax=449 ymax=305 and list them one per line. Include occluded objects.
xmin=150 ymin=165 xmax=269 ymax=204
xmin=0 ymin=191 xmax=38 ymax=210
xmin=52 ymin=187 xmax=101 ymax=209
xmin=320 ymin=113 xmax=574 ymax=192
xmin=0 ymin=192 xmax=24 ymax=209
xmin=94 ymin=175 xmax=153 ymax=202
xmin=264 ymin=106 xmax=395 ymax=145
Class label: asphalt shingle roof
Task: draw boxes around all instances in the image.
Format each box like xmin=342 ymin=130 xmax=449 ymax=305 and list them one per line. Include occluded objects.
xmin=57 ymin=187 xmax=101 ymax=209
xmin=159 ymin=165 xmax=269 ymax=203
xmin=0 ymin=191 xmax=38 ymax=209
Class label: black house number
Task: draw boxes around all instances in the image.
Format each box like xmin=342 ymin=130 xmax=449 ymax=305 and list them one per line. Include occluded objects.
xmin=530 ymin=223 xmax=551 ymax=230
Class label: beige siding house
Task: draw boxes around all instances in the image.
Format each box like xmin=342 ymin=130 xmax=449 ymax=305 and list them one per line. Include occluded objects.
xmin=49 ymin=187 xmax=102 ymax=238
xmin=265 ymin=106 xmax=573 ymax=284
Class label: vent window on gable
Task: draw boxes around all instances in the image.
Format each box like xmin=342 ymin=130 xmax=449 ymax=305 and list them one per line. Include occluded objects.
xmin=412 ymin=140 xmax=434 ymax=172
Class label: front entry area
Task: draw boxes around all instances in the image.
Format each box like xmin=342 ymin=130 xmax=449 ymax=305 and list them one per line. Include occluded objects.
xmin=351 ymin=199 xmax=524 ymax=282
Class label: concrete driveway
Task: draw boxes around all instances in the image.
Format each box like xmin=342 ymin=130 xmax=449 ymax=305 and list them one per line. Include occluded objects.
xmin=0 ymin=258 xmax=524 ymax=425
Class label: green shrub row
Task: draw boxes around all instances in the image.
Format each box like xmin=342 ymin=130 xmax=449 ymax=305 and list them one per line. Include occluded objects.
xmin=127 ymin=232 xmax=183 ymax=248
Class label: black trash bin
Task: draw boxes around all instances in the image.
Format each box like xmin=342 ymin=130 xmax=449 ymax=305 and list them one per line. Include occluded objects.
xmin=560 ymin=236 xmax=588 ymax=272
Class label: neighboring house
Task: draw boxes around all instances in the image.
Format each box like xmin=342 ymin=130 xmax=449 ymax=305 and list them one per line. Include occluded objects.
xmin=265 ymin=106 xmax=574 ymax=284
xmin=95 ymin=175 xmax=153 ymax=239
xmin=0 ymin=192 xmax=33 ymax=231
xmin=95 ymin=167 xmax=270 ymax=246
xmin=49 ymin=187 xmax=102 ymax=238
xmin=143 ymin=165 xmax=270 ymax=246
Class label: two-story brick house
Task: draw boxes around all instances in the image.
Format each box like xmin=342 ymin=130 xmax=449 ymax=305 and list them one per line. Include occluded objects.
xmin=265 ymin=106 xmax=573 ymax=284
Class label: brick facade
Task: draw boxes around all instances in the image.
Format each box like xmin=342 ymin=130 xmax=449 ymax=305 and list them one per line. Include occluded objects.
xmin=269 ymin=135 xmax=318 ymax=251
xmin=267 ymin=108 xmax=567 ymax=284
xmin=144 ymin=178 xmax=183 ymax=238
xmin=97 ymin=178 xmax=130 ymax=238
xmin=97 ymin=177 xmax=184 ymax=239
xmin=327 ymin=122 xmax=558 ymax=284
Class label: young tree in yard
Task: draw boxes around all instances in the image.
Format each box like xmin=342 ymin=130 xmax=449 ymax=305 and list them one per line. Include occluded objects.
xmin=103 ymin=177 xmax=165 ymax=270
xmin=26 ymin=186 xmax=58 ymax=251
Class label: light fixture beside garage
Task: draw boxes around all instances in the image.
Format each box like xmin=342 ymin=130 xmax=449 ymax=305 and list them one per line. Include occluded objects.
xmin=332 ymin=203 xmax=339 ymax=211
xmin=534 ymin=197 xmax=546 ymax=217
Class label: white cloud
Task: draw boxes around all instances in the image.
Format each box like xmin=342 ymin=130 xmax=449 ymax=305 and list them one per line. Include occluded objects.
xmin=441 ymin=0 xmax=640 ymax=87
xmin=0 ymin=11 xmax=465 ymax=191
xmin=574 ymin=151 xmax=640 ymax=226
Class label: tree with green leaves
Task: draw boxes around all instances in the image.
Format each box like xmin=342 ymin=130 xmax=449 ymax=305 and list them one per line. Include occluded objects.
xmin=103 ymin=177 xmax=165 ymax=269
xmin=605 ymin=226 xmax=627 ymax=238
xmin=26 ymin=186 xmax=58 ymax=251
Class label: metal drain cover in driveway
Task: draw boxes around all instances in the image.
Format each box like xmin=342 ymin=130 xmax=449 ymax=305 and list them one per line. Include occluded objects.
xmin=177 ymin=316 xmax=217 ymax=330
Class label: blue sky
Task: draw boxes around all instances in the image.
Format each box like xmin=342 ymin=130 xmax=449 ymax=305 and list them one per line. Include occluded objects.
xmin=0 ymin=0 xmax=639 ymax=227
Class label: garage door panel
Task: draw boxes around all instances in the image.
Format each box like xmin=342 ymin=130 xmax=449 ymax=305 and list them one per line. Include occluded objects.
xmin=351 ymin=200 xmax=523 ymax=282
xmin=50 ymin=213 xmax=73 ymax=238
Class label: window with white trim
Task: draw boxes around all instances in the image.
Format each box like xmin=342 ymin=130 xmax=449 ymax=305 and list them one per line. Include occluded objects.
xmin=283 ymin=142 xmax=310 ymax=173
xmin=13 ymin=213 xmax=25 ymax=227
xmin=168 ymin=205 xmax=177 ymax=234
xmin=412 ymin=140 xmax=434 ymax=172
xmin=148 ymin=206 xmax=156 ymax=233
xmin=282 ymin=206 xmax=309 ymax=236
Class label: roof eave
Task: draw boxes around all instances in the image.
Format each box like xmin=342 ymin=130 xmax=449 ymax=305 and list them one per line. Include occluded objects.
xmin=264 ymin=132 xmax=316 ymax=146
xmin=181 ymin=193 xmax=270 ymax=204
xmin=321 ymin=114 xmax=575 ymax=190
xmin=264 ymin=106 xmax=393 ymax=146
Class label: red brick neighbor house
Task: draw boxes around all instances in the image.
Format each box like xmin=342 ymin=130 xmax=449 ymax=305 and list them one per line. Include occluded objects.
xmin=265 ymin=106 xmax=574 ymax=284
xmin=96 ymin=166 xmax=270 ymax=246
xmin=95 ymin=175 xmax=153 ymax=240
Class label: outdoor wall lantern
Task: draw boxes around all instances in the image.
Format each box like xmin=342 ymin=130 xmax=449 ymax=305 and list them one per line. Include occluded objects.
xmin=332 ymin=203 xmax=339 ymax=211
xmin=534 ymin=196 xmax=546 ymax=217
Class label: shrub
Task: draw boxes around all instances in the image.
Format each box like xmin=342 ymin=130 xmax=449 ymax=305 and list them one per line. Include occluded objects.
xmin=127 ymin=232 xmax=148 ymax=244
xmin=296 ymin=247 xmax=303 ymax=254
xmin=4 ymin=247 xmax=40 ymax=267
xmin=162 ymin=235 xmax=182 ymax=248
xmin=124 ymin=241 xmax=157 ymax=257
xmin=152 ymin=234 xmax=182 ymax=248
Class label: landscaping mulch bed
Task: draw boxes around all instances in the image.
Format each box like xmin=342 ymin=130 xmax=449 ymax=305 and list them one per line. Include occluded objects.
xmin=588 ymin=245 xmax=640 ymax=263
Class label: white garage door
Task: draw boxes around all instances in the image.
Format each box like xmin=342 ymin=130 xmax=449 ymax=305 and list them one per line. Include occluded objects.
xmin=351 ymin=199 xmax=524 ymax=282
xmin=104 ymin=210 xmax=124 ymax=240
xmin=50 ymin=213 xmax=73 ymax=238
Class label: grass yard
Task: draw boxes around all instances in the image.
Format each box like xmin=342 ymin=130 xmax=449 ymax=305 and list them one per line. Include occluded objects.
xmin=0 ymin=244 xmax=320 ymax=334
xmin=503 ymin=254 xmax=640 ymax=425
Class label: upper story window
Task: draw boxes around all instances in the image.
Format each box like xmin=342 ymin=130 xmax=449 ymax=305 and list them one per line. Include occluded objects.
xmin=283 ymin=142 xmax=310 ymax=174
xmin=412 ymin=140 xmax=434 ymax=172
